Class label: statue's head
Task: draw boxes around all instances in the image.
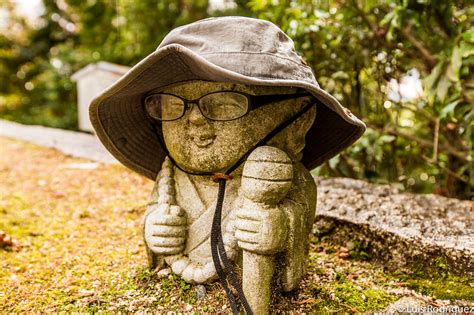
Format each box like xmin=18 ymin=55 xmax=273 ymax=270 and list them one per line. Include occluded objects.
xmin=146 ymin=81 xmax=317 ymax=173
xmin=90 ymin=17 xmax=365 ymax=181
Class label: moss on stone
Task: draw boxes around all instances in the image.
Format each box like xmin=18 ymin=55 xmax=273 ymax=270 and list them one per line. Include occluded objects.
xmin=348 ymin=239 xmax=371 ymax=260
xmin=406 ymin=277 xmax=473 ymax=301
xmin=334 ymin=281 xmax=396 ymax=312
xmin=386 ymin=255 xmax=474 ymax=302
xmin=392 ymin=269 xmax=474 ymax=302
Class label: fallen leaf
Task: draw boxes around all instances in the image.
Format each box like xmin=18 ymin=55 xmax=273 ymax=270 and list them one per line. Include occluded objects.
xmin=294 ymin=298 xmax=321 ymax=304
xmin=51 ymin=191 xmax=66 ymax=198
xmin=77 ymin=289 xmax=95 ymax=297
xmin=0 ymin=230 xmax=21 ymax=251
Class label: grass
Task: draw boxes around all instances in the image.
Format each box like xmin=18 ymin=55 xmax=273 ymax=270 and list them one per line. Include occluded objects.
xmin=0 ymin=137 xmax=472 ymax=312
xmin=284 ymin=240 xmax=399 ymax=313
xmin=0 ymin=138 xmax=151 ymax=311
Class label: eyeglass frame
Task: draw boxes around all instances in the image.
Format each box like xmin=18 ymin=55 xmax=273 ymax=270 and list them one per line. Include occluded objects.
xmin=143 ymin=90 xmax=314 ymax=122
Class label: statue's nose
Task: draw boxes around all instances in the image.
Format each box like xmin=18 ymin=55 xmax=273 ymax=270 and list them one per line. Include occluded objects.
xmin=188 ymin=103 xmax=207 ymax=126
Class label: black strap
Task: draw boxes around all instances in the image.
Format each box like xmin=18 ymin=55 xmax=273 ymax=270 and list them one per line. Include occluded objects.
xmin=213 ymin=179 xmax=253 ymax=314
xmin=211 ymin=180 xmax=243 ymax=314
xmin=151 ymin=101 xmax=315 ymax=314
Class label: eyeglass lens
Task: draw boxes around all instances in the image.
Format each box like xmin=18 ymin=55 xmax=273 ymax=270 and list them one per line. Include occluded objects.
xmin=145 ymin=92 xmax=249 ymax=121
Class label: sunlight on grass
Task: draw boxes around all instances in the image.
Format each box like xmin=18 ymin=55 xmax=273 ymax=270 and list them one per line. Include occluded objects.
xmin=0 ymin=137 xmax=471 ymax=312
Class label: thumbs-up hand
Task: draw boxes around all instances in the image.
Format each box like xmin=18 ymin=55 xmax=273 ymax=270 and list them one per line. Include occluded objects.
xmin=144 ymin=204 xmax=187 ymax=255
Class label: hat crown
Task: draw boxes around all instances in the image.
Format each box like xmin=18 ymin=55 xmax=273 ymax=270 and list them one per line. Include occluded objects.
xmin=158 ymin=16 xmax=317 ymax=84
xmin=160 ymin=17 xmax=293 ymax=57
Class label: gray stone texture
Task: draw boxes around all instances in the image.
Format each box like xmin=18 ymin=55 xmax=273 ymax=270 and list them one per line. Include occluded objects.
xmin=314 ymin=177 xmax=473 ymax=277
xmin=0 ymin=119 xmax=117 ymax=164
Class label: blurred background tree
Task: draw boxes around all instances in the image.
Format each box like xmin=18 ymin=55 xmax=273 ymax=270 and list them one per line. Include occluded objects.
xmin=0 ymin=0 xmax=472 ymax=199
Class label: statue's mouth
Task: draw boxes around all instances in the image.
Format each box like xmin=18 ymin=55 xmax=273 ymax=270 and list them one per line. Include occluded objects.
xmin=191 ymin=134 xmax=216 ymax=147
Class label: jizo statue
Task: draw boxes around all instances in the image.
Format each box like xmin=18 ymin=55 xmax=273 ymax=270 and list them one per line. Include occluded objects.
xmin=90 ymin=17 xmax=365 ymax=314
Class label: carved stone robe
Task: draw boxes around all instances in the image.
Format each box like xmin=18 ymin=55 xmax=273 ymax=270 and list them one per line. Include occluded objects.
xmin=143 ymin=161 xmax=316 ymax=291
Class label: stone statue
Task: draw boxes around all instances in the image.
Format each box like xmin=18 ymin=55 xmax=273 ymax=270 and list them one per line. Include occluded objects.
xmin=89 ymin=16 xmax=365 ymax=314
xmin=142 ymin=82 xmax=317 ymax=312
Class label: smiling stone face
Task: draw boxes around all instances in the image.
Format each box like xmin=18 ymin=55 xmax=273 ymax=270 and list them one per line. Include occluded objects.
xmin=160 ymin=81 xmax=316 ymax=173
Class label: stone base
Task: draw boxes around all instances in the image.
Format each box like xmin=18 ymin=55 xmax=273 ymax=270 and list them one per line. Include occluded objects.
xmin=314 ymin=177 xmax=473 ymax=277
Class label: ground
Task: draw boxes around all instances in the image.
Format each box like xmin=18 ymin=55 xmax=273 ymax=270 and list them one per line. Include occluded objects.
xmin=0 ymin=137 xmax=472 ymax=313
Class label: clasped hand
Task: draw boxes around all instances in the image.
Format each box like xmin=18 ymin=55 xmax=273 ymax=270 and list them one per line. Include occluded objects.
xmin=234 ymin=205 xmax=287 ymax=255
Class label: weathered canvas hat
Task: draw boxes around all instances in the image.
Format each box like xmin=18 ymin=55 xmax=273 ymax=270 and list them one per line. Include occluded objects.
xmin=90 ymin=16 xmax=366 ymax=180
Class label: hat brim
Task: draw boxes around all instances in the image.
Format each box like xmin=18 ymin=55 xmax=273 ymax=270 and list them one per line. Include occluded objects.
xmin=89 ymin=44 xmax=366 ymax=180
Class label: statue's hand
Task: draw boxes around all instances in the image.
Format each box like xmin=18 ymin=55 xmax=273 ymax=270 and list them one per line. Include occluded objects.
xmin=234 ymin=206 xmax=287 ymax=255
xmin=144 ymin=204 xmax=187 ymax=255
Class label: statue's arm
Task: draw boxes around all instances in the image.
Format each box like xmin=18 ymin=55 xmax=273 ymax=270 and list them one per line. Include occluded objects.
xmin=279 ymin=162 xmax=317 ymax=292
xmin=142 ymin=182 xmax=162 ymax=269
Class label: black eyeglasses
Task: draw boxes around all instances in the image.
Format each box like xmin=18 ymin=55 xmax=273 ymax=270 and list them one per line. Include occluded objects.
xmin=143 ymin=91 xmax=313 ymax=121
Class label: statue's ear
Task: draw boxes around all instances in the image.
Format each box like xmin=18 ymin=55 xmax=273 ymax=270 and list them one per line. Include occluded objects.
xmin=295 ymin=104 xmax=317 ymax=136
xmin=267 ymin=100 xmax=317 ymax=160
xmin=283 ymin=105 xmax=317 ymax=160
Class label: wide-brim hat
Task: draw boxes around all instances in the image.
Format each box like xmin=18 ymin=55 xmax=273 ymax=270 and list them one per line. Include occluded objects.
xmin=89 ymin=16 xmax=366 ymax=180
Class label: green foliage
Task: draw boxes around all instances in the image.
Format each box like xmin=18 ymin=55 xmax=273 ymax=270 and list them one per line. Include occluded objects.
xmin=0 ymin=0 xmax=472 ymax=198
xmin=0 ymin=0 xmax=211 ymax=130
xmin=246 ymin=0 xmax=472 ymax=199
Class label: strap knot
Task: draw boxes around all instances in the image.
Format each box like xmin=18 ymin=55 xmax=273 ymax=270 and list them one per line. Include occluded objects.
xmin=212 ymin=173 xmax=233 ymax=183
